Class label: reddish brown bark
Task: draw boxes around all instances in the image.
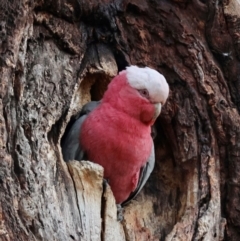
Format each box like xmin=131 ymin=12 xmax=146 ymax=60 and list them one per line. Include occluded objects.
xmin=1 ymin=0 xmax=240 ymax=240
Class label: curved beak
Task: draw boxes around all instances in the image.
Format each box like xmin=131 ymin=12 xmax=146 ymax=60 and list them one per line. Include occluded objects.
xmin=153 ymin=103 xmax=161 ymax=120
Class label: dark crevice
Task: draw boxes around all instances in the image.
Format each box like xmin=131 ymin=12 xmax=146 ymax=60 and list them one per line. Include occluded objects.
xmin=89 ymin=73 xmax=109 ymax=101
xmin=69 ymin=234 xmax=76 ymax=240
xmin=126 ymin=3 xmax=142 ymax=15
xmin=100 ymin=180 xmax=107 ymax=241
xmin=28 ymin=220 xmax=35 ymax=235
xmin=191 ymin=215 xmax=200 ymax=241
xmin=113 ymin=50 xmax=129 ymax=72
xmin=2 ymin=104 xmax=9 ymax=152
xmin=192 ymin=152 xmax=211 ymax=240
xmin=160 ymin=229 xmax=166 ymax=241
xmin=48 ymin=111 xmax=68 ymax=145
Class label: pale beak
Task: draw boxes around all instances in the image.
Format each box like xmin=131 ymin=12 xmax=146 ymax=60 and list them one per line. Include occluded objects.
xmin=153 ymin=103 xmax=161 ymax=120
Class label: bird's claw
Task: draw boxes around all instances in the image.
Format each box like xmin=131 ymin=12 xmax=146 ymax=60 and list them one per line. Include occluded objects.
xmin=116 ymin=204 xmax=124 ymax=222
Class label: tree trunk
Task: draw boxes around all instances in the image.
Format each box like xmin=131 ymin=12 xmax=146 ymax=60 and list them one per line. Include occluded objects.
xmin=1 ymin=0 xmax=240 ymax=240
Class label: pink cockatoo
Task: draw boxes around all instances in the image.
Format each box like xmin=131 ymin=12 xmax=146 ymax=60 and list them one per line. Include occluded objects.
xmin=62 ymin=66 xmax=169 ymax=204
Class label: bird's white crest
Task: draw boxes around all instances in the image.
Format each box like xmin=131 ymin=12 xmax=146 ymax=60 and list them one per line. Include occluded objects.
xmin=124 ymin=66 xmax=169 ymax=104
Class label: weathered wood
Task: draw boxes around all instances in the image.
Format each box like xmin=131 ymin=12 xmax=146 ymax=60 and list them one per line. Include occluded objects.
xmin=63 ymin=161 xmax=126 ymax=241
xmin=102 ymin=184 xmax=125 ymax=241
xmin=1 ymin=0 xmax=240 ymax=240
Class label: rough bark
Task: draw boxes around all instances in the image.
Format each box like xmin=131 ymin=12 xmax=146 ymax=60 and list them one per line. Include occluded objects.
xmin=1 ymin=0 xmax=240 ymax=240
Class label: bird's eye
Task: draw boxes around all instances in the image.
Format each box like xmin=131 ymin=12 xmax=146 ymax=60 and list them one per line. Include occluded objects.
xmin=138 ymin=89 xmax=149 ymax=99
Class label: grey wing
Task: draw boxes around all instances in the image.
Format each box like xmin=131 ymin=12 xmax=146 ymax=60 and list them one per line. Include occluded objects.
xmin=61 ymin=101 xmax=100 ymax=162
xmin=80 ymin=101 xmax=100 ymax=116
xmin=122 ymin=142 xmax=155 ymax=205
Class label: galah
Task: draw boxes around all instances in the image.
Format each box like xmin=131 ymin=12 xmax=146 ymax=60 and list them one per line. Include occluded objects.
xmin=62 ymin=66 xmax=169 ymax=204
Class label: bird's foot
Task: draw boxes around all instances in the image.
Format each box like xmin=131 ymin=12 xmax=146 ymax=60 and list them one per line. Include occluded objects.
xmin=116 ymin=204 xmax=124 ymax=222
xmin=102 ymin=178 xmax=109 ymax=188
xmin=102 ymin=179 xmax=124 ymax=222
